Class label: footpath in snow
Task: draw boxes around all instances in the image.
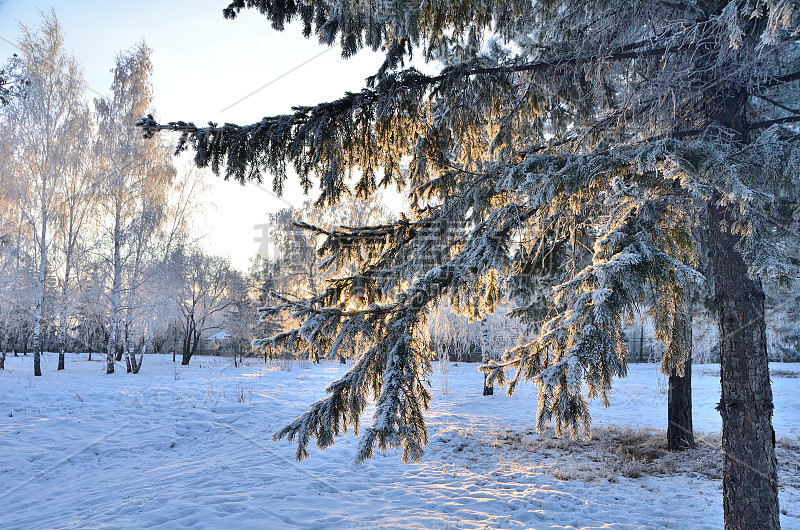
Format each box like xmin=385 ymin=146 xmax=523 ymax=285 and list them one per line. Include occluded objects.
xmin=1 ymin=354 xmax=798 ymax=529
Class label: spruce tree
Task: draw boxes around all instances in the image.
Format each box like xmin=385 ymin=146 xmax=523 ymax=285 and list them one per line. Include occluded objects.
xmin=141 ymin=2 xmax=799 ymax=527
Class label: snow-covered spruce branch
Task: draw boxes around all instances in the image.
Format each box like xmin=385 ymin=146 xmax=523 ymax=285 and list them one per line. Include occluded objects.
xmin=264 ymin=129 xmax=800 ymax=457
xmin=263 ymin=188 xmax=544 ymax=461
xmin=484 ymin=185 xmax=703 ymax=438
xmin=270 ymin=277 xmax=442 ymax=462
xmin=135 ymin=28 xmax=758 ymax=206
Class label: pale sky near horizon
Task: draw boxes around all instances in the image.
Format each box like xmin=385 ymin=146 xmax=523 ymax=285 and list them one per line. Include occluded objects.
xmin=0 ymin=0 xmax=388 ymax=271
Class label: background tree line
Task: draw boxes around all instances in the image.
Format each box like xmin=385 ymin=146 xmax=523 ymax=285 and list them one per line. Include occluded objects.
xmin=0 ymin=12 xmax=251 ymax=375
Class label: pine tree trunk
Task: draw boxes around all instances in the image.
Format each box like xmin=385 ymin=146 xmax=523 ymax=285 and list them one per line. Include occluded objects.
xmin=667 ymin=354 xmax=694 ymax=450
xmin=709 ymin=196 xmax=780 ymax=530
xmin=58 ymin=349 xmax=65 ymax=371
xmin=0 ymin=352 xmax=5 ymax=370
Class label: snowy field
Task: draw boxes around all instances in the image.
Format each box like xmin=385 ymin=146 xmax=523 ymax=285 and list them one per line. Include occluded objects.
xmin=1 ymin=354 xmax=799 ymax=529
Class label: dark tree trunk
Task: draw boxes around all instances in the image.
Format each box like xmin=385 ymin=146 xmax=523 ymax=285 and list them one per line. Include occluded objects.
xmin=130 ymin=350 xmax=142 ymax=374
xmin=133 ymin=356 xmax=142 ymax=373
xmin=115 ymin=345 xmax=123 ymax=362
xmin=33 ymin=336 xmax=41 ymax=376
xmin=124 ymin=324 xmax=132 ymax=373
xmin=181 ymin=330 xmax=199 ymax=366
xmin=172 ymin=350 xmax=176 ymax=362
xmin=58 ymin=349 xmax=65 ymax=371
xmin=181 ymin=337 xmax=190 ymax=365
xmin=482 ymin=373 xmax=494 ymax=396
xmin=667 ymin=353 xmax=694 ymax=450
xmin=0 ymin=352 xmax=5 ymax=370
xmin=709 ymin=196 xmax=780 ymax=530
xmin=33 ymin=351 xmax=41 ymax=376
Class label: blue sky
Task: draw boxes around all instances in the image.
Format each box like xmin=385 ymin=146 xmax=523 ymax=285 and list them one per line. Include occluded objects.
xmin=0 ymin=0 xmax=385 ymax=270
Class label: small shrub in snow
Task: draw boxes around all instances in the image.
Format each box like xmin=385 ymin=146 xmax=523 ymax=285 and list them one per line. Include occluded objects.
xmin=237 ymin=382 xmax=252 ymax=403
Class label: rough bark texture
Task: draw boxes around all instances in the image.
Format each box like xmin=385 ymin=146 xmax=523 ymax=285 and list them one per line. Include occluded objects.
xmin=709 ymin=197 xmax=780 ymax=530
xmin=0 ymin=352 xmax=5 ymax=370
xmin=58 ymin=350 xmax=65 ymax=371
xmin=667 ymin=353 xmax=694 ymax=450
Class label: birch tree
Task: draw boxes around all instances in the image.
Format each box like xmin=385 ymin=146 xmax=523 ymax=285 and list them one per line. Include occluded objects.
xmin=96 ymin=42 xmax=175 ymax=374
xmin=51 ymin=102 xmax=97 ymax=370
xmin=0 ymin=11 xmax=88 ymax=376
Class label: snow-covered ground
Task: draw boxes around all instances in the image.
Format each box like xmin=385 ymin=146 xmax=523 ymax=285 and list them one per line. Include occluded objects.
xmin=1 ymin=354 xmax=798 ymax=529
